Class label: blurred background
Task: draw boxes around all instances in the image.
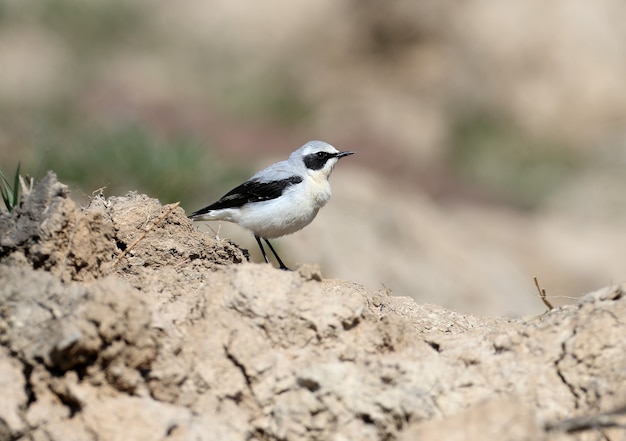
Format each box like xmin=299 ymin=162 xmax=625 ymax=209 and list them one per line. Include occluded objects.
xmin=2 ymin=0 xmax=626 ymax=315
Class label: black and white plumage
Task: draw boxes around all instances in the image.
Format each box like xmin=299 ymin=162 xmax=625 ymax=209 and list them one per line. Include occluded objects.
xmin=188 ymin=140 xmax=354 ymax=270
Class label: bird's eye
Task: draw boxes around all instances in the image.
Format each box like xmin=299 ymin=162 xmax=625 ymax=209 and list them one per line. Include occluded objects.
xmin=316 ymin=152 xmax=327 ymax=159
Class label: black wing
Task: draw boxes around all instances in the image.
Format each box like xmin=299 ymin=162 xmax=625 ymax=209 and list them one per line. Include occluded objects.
xmin=189 ymin=176 xmax=303 ymax=217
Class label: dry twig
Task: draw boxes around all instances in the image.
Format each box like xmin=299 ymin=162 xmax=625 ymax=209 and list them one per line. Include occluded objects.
xmin=112 ymin=202 xmax=180 ymax=268
xmin=533 ymin=276 xmax=554 ymax=311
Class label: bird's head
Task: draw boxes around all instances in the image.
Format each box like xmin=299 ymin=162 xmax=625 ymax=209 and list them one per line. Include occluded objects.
xmin=293 ymin=140 xmax=354 ymax=179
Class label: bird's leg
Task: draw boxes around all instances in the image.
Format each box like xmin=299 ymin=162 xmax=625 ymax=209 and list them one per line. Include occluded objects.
xmin=255 ymin=235 xmax=271 ymax=264
xmin=263 ymin=238 xmax=290 ymax=271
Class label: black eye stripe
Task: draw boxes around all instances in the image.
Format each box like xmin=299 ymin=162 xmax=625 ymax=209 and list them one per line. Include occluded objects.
xmin=303 ymin=151 xmax=335 ymax=170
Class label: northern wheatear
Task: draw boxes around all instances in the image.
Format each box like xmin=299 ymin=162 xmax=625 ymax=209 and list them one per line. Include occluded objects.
xmin=188 ymin=140 xmax=354 ymax=269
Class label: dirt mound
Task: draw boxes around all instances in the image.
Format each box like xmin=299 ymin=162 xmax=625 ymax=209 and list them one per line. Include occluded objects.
xmin=1 ymin=173 xmax=625 ymax=440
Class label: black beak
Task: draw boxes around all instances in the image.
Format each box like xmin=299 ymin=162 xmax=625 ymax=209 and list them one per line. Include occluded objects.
xmin=336 ymin=151 xmax=355 ymax=158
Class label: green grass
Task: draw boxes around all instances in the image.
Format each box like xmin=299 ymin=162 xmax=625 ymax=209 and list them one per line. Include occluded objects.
xmin=449 ymin=114 xmax=582 ymax=209
xmin=35 ymin=125 xmax=250 ymax=210
xmin=0 ymin=163 xmax=22 ymax=212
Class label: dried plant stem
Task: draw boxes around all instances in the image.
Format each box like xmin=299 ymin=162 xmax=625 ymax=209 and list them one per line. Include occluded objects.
xmin=112 ymin=202 xmax=180 ymax=268
xmin=533 ymin=276 xmax=554 ymax=311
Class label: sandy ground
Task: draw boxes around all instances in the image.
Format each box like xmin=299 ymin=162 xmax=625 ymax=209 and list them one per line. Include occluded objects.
xmin=1 ymin=174 xmax=625 ymax=441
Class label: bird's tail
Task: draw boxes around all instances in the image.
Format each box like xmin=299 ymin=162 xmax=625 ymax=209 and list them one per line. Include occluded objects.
xmin=188 ymin=207 xmax=230 ymax=222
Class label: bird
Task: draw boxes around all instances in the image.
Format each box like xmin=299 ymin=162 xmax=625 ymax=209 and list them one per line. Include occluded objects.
xmin=188 ymin=140 xmax=354 ymax=270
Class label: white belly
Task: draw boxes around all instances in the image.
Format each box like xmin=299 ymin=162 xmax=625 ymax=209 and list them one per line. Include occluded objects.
xmin=194 ymin=175 xmax=333 ymax=239
xmin=233 ymin=182 xmax=330 ymax=239
xmin=237 ymin=177 xmax=331 ymax=238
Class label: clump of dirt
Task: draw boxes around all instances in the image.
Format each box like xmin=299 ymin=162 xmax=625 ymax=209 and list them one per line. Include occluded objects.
xmin=0 ymin=172 xmax=246 ymax=284
xmin=0 ymin=172 xmax=117 ymax=282
xmin=1 ymin=173 xmax=625 ymax=441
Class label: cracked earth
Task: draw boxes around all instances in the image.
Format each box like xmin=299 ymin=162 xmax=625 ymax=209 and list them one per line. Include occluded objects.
xmin=1 ymin=173 xmax=626 ymax=441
